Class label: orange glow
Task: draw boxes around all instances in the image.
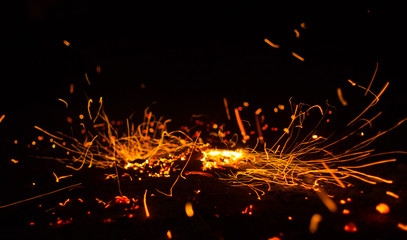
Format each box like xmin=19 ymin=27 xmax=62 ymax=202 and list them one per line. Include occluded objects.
xmin=337 ymin=88 xmax=348 ymax=106
xmin=291 ymin=52 xmax=304 ymax=61
xmin=63 ymin=40 xmax=70 ymax=46
xmin=386 ymin=191 xmax=399 ymax=199
xmin=342 ymin=209 xmax=350 ymax=215
xmin=10 ymin=159 xmax=19 ymax=164
xmin=348 ymin=79 xmax=357 ymax=86
xmin=340 ymin=199 xmax=346 ymax=205
xmin=69 ymin=83 xmax=74 ymax=94
xmin=268 ymin=237 xmax=281 ymax=240
xmin=300 ymin=22 xmax=307 ymax=29
xmin=115 ymin=195 xmax=131 ymax=204
xmin=309 ymin=213 xmax=322 ymax=234
xmin=344 ymin=222 xmax=358 ymax=232
xmin=376 ymin=203 xmax=390 ymax=214
xmin=346 ymin=198 xmax=352 ymax=202
xmin=234 ymin=108 xmax=250 ymax=143
xmin=288 ymin=216 xmax=293 ymax=220
xmin=264 ymin=38 xmax=280 ymax=48
xmin=316 ymin=190 xmax=337 ymax=213
xmin=293 ymin=29 xmax=300 ymax=38
xmin=143 ymin=189 xmax=150 ymax=218
xmin=167 ymin=230 xmax=173 ymax=239
xmin=397 ymin=223 xmax=407 ymax=231
xmin=185 ymin=202 xmax=194 ymax=217
xmin=59 ymin=198 xmax=70 ymax=206
xmin=0 ymin=114 xmax=5 ymax=123
xmin=223 ymin=97 xmax=231 ymax=120
xmin=96 ymin=65 xmax=101 ymax=74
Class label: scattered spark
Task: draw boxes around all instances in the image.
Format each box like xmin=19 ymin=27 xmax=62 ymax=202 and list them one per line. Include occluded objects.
xmin=58 ymin=98 xmax=68 ymax=108
xmin=264 ymin=38 xmax=280 ymax=48
xmin=376 ymin=203 xmax=390 ymax=214
xmin=293 ymin=29 xmax=300 ymax=38
xmin=185 ymin=201 xmax=194 ymax=217
xmin=288 ymin=216 xmax=293 ymax=220
xmin=69 ymin=83 xmax=74 ymax=94
xmin=316 ymin=190 xmax=337 ymax=213
xmin=115 ymin=195 xmax=131 ymax=204
xmin=322 ymin=162 xmax=346 ymax=188
xmin=52 ymin=172 xmax=73 ymax=183
xmin=300 ymin=22 xmax=307 ymax=29
xmin=291 ymin=52 xmax=304 ymax=61
xmin=167 ymin=230 xmax=173 ymax=239
xmin=278 ymin=104 xmax=285 ymax=110
xmin=397 ymin=223 xmax=407 ymax=231
xmin=309 ymin=213 xmax=322 ymax=234
xmin=386 ymin=191 xmax=399 ymax=199
xmin=223 ymin=98 xmax=231 ymax=120
xmin=10 ymin=159 xmax=19 ymax=164
xmin=59 ymin=198 xmax=70 ymax=206
xmin=63 ymin=40 xmax=70 ymax=46
xmin=96 ymin=65 xmax=101 ymax=74
xmin=348 ymin=79 xmax=357 ymax=86
xmin=344 ymin=222 xmax=358 ymax=232
xmin=336 ymin=88 xmax=348 ymax=106
xmin=346 ymin=198 xmax=352 ymax=202
xmin=0 ymin=114 xmax=5 ymax=123
xmin=0 ymin=183 xmax=82 ymax=209
xmin=365 ymin=62 xmax=379 ymax=96
xmin=342 ymin=209 xmax=350 ymax=215
xmin=235 ymin=108 xmax=250 ymax=143
xmin=143 ymin=189 xmax=150 ymax=218
xmin=85 ymin=72 xmax=91 ymax=85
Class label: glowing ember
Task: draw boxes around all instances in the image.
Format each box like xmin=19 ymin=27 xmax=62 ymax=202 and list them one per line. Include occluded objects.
xmin=185 ymin=202 xmax=194 ymax=217
xmin=344 ymin=222 xmax=358 ymax=232
xmin=309 ymin=213 xmax=322 ymax=234
xmin=376 ymin=203 xmax=390 ymax=214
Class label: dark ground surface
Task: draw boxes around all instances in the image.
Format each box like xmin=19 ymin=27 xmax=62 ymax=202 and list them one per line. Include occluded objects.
xmin=1 ymin=1 xmax=407 ymax=239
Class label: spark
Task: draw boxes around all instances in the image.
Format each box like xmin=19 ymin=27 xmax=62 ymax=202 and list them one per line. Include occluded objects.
xmin=223 ymin=97 xmax=231 ymax=120
xmin=234 ymin=108 xmax=250 ymax=143
xmin=59 ymin=198 xmax=70 ymax=206
xmin=365 ymin=62 xmax=379 ymax=96
xmin=344 ymin=222 xmax=357 ymax=232
xmin=52 ymin=172 xmax=73 ymax=183
xmin=322 ymin=162 xmax=346 ymax=188
xmin=264 ymin=38 xmax=280 ymax=48
xmin=385 ymin=191 xmax=399 ymax=199
xmin=0 ymin=183 xmax=82 ymax=209
xmin=309 ymin=213 xmax=322 ymax=234
xmin=315 ymin=190 xmax=337 ymax=213
xmin=291 ymin=52 xmax=304 ymax=61
xmin=70 ymin=83 xmax=74 ymax=94
xmin=348 ymin=79 xmax=357 ymax=86
xmin=342 ymin=209 xmax=350 ymax=215
xmin=96 ymin=65 xmax=101 ymax=74
xmin=300 ymin=22 xmax=307 ymax=29
xmin=336 ymin=88 xmax=348 ymax=106
xmin=167 ymin=230 xmax=173 ymax=239
xmin=0 ymin=114 xmax=5 ymax=123
xmin=10 ymin=159 xmax=19 ymax=164
xmin=376 ymin=203 xmax=390 ymax=214
xmin=397 ymin=223 xmax=407 ymax=231
xmin=143 ymin=189 xmax=150 ymax=218
xmin=185 ymin=201 xmax=194 ymax=217
xmin=58 ymin=98 xmax=68 ymax=108
xmin=293 ymin=29 xmax=300 ymax=38
xmin=63 ymin=40 xmax=70 ymax=46
xmin=34 ymin=126 xmax=63 ymax=140
xmin=85 ymin=72 xmax=91 ymax=85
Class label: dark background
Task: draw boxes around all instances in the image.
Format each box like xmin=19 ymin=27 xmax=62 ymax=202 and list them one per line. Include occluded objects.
xmin=1 ymin=1 xmax=407 ymax=239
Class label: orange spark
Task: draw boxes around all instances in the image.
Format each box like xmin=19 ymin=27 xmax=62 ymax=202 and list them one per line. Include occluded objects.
xmin=34 ymin=126 xmax=63 ymax=140
xmin=300 ymin=22 xmax=307 ymax=29
xmin=223 ymin=98 xmax=231 ymax=120
xmin=386 ymin=191 xmax=399 ymax=199
xmin=344 ymin=222 xmax=357 ymax=232
xmin=96 ymin=65 xmax=101 ymax=74
xmin=316 ymin=190 xmax=337 ymax=213
xmin=291 ymin=51 xmax=304 ymax=61
xmin=339 ymin=199 xmax=346 ymax=205
xmin=143 ymin=189 xmax=150 ymax=218
xmin=185 ymin=202 xmax=194 ymax=217
xmin=58 ymin=99 xmax=68 ymax=108
xmin=397 ymin=223 xmax=407 ymax=231
xmin=309 ymin=213 xmax=322 ymax=234
xmin=184 ymin=171 xmax=213 ymax=177
xmin=63 ymin=40 xmax=70 ymax=46
xmin=293 ymin=29 xmax=300 ymax=38
xmin=268 ymin=237 xmax=281 ymax=240
xmin=342 ymin=209 xmax=350 ymax=215
xmin=376 ymin=203 xmax=390 ymax=214
xmin=264 ymin=38 xmax=280 ymax=48
xmin=348 ymin=79 xmax=357 ymax=86
xmin=85 ymin=72 xmax=91 ymax=85
xmin=337 ymin=88 xmax=348 ymax=106
xmin=167 ymin=230 xmax=173 ymax=239
xmin=10 ymin=159 xmax=19 ymax=164
xmin=365 ymin=62 xmax=379 ymax=96
xmin=234 ymin=108 xmax=250 ymax=143
xmin=69 ymin=83 xmax=74 ymax=94
xmin=0 ymin=114 xmax=5 ymax=123
xmin=52 ymin=172 xmax=73 ymax=183
xmin=322 ymin=162 xmax=346 ymax=188
xmin=59 ymin=198 xmax=70 ymax=206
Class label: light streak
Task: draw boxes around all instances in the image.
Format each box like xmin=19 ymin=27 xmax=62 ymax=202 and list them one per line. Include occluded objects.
xmin=397 ymin=223 xmax=407 ymax=231
xmin=264 ymin=38 xmax=280 ymax=48
xmin=0 ymin=183 xmax=82 ymax=209
xmin=315 ymin=190 xmax=337 ymax=213
xmin=234 ymin=108 xmax=250 ymax=143
xmin=185 ymin=201 xmax=194 ymax=217
xmin=59 ymin=198 xmax=70 ymax=206
xmin=365 ymin=62 xmax=379 ymax=96
xmin=34 ymin=126 xmax=64 ymax=140
xmin=291 ymin=52 xmax=304 ymax=61
xmin=0 ymin=114 xmax=5 ymax=123
xmin=141 ymin=190 xmax=149 ymax=219
xmin=223 ymin=97 xmax=231 ymax=120
xmin=63 ymin=40 xmax=70 ymax=46
xmin=52 ymin=172 xmax=73 ymax=183
xmin=348 ymin=79 xmax=357 ymax=86
xmin=309 ymin=213 xmax=322 ymax=234
xmin=255 ymin=110 xmax=264 ymax=144
xmin=57 ymin=98 xmax=68 ymax=108
xmin=70 ymin=83 xmax=74 ymax=94
xmin=293 ymin=29 xmax=300 ymax=38
xmin=385 ymin=191 xmax=399 ymax=199
xmin=85 ymin=72 xmax=91 ymax=85
xmin=336 ymin=88 xmax=348 ymax=106
xmin=321 ymin=162 xmax=345 ymax=188
xmin=167 ymin=230 xmax=173 ymax=239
